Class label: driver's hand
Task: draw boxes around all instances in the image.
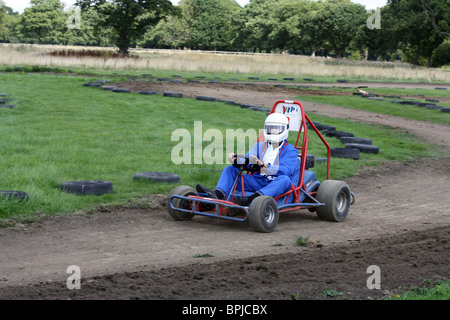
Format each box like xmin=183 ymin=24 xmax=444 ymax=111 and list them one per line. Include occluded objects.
xmin=249 ymin=155 xmax=266 ymax=168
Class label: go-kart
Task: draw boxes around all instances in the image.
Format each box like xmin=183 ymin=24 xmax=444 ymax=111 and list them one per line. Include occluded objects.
xmin=168 ymin=100 xmax=355 ymax=233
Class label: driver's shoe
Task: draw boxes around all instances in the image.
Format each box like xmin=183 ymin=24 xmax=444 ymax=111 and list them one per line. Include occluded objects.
xmin=236 ymin=193 xmax=260 ymax=206
xmin=196 ymin=184 xmax=217 ymax=199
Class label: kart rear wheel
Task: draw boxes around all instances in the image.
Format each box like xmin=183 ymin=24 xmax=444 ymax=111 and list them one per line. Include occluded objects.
xmin=316 ymin=180 xmax=351 ymax=222
xmin=168 ymin=185 xmax=196 ymax=221
xmin=248 ymin=196 xmax=279 ymax=233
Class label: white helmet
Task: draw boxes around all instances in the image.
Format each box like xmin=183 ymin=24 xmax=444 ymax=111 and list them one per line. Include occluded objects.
xmin=264 ymin=113 xmax=289 ymax=143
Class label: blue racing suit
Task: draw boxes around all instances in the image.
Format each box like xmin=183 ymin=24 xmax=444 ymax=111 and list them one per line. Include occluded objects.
xmin=215 ymin=140 xmax=299 ymax=198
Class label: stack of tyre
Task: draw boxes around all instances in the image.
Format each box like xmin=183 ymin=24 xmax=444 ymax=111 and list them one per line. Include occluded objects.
xmin=309 ymin=122 xmax=379 ymax=160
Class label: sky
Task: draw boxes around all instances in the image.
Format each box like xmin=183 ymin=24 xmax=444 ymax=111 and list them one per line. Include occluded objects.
xmin=3 ymin=0 xmax=388 ymax=14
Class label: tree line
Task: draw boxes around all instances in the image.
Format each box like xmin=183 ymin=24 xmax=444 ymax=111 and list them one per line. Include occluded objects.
xmin=0 ymin=0 xmax=448 ymax=67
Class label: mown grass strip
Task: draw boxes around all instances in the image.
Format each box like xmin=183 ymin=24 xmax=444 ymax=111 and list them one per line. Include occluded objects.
xmin=297 ymin=95 xmax=450 ymax=125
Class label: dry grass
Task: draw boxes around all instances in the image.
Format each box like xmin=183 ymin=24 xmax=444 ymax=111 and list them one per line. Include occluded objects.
xmin=0 ymin=43 xmax=449 ymax=82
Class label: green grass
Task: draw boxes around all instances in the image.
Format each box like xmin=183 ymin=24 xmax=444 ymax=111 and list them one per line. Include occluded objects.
xmin=0 ymin=72 xmax=441 ymax=223
xmin=2 ymin=63 xmax=449 ymax=86
xmin=386 ymin=279 xmax=450 ymax=300
xmin=298 ymin=95 xmax=450 ymax=125
xmin=295 ymin=85 xmax=450 ymax=98
xmin=295 ymin=236 xmax=311 ymax=247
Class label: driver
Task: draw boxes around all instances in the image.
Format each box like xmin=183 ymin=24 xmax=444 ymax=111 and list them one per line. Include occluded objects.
xmin=196 ymin=113 xmax=299 ymax=206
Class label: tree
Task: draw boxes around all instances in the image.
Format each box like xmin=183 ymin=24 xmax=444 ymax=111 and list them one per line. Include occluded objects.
xmin=0 ymin=1 xmax=8 ymax=41
xmin=182 ymin=0 xmax=240 ymax=50
xmin=75 ymin=0 xmax=176 ymax=54
xmin=67 ymin=7 xmax=115 ymax=46
xmin=420 ymin=0 xmax=450 ymax=37
xmin=18 ymin=0 xmax=67 ymax=44
xmin=314 ymin=0 xmax=367 ymax=58
xmin=270 ymin=0 xmax=325 ymax=55
xmin=386 ymin=0 xmax=445 ymax=66
xmin=230 ymin=0 xmax=278 ymax=52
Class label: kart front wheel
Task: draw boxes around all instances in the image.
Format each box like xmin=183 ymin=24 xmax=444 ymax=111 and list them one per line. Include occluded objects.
xmin=248 ymin=196 xmax=279 ymax=233
xmin=168 ymin=185 xmax=196 ymax=221
xmin=316 ymin=180 xmax=351 ymax=222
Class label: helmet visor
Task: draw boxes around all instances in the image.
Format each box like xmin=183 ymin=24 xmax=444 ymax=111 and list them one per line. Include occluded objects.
xmin=265 ymin=124 xmax=286 ymax=135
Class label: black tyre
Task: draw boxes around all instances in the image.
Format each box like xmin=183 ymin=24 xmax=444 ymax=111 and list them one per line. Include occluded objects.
xmin=316 ymin=180 xmax=351 ymax=222
xmin=330 ymin=147 xmax=360 ymax=160
xmin=248 ymin=196 xmax=279 ymax=233
xmin=101 ymin=86 xmax=117 ymax=91
xmin=196 ymin=96 xmax=216 ymax=101
xmin=163 ymin=92 xmax=183 ymax=98
xmin=340 ymin=137 xmax=372 ymax=145
xmin=0 ymin=191 xmax=29 ymax=201
xmin=326 ymin=130 xmax=355 ymax=138
xmin=112 ymin=88 xmax=131 ymax=93
xmin=133 ymin=172 xmax=180 ymax=183
xmin=345 ymin=143 xmax=379 ymax=154
xmin=139 ymin=91 xmax=157 ymax=95
xmin=168 ymin=185 xmax=196 ymax=221
xmin=60 ymin=180 xmax=113 ymax=196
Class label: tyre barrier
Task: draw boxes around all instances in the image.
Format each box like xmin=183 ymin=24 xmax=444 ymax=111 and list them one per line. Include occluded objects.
xmin=139 ymin=90 xmax=157 ymax=95
xmin=0 ymin=191 xmax=30 ymax=202
xmin=0 ymin=104 xmax=14 ymax=109
xmin=196 ymin=96 xmax=216 ymax=101
xmin=83 ymin=82 xmax=102 ymax=87
xmin=112 ymin=88 xmax=131 ymax=93
xmin=340 ymin=137 xmax=372 ymax=145
xmin=163 ymin=92 xmax=183 ymax=98
xmin=133 ymin=172 xmax=180 ymax=183
xmin=60 ymin=180 xmax=113 ymax=196
xmin=330 ymin=147 xmax=360 ymax=160
xmin=325 ymin=130 xmax=355 ymax=138
xmin=345 ymin=143 xmax=379 ymax=154
xmin=101 ymin=86 xmax=117 ymax=91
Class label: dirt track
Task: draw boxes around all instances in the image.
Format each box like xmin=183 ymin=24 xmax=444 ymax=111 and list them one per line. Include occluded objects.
xmin=0 ymin=80 xmax=449 ymax=300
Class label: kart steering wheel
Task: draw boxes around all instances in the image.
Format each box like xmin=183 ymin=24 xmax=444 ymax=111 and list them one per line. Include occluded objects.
xmin=233 ymin=154 xmax=263 ymax=173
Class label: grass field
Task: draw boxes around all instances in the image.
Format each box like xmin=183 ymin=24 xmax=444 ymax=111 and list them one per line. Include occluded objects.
xmin=386 ymin=279 xmax=450 ymax=300
xmin=1 ymin=44 xmax=449 ymax=83
xmin=0 ymin=72 xmax=441 ymax=224
xmin=297 ymin=94 xmax=450 ymax=125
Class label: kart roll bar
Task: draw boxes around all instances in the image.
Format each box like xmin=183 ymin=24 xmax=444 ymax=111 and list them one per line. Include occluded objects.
xmin=268 ymin=100 xmax=331 ymax=190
